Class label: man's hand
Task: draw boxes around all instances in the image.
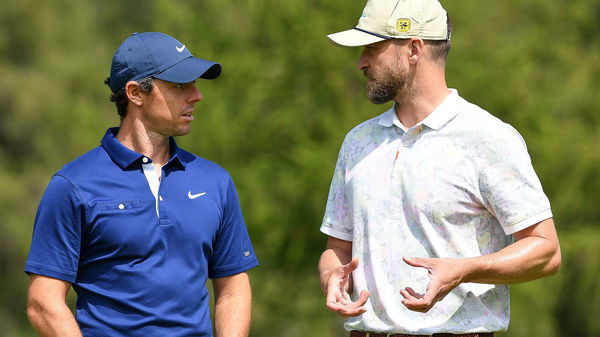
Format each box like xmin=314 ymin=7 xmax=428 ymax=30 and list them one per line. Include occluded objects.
xmin=399 ymin=256 xmax=464 ymax=313
xmin=323 ymin=258 xmax=370 ymax=317
xmin=399 ymin=219 xmax=561 ymax=313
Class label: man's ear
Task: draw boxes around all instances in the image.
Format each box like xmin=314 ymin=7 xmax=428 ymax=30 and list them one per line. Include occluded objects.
xmin=408 ymin=38 xmax=425 ymax=64
xmin=125 ymin=81 xmax=144 ymax=106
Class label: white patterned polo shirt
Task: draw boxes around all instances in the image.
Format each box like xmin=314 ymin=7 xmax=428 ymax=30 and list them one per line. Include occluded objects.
xmin=320 ymin=89 xmax=552 ymax=334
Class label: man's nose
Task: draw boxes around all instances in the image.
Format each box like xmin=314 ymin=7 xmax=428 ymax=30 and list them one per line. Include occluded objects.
xmin=189 ymin=85 xmax=204 ymax=104
xmin=357 ymin=52 xmax=368 ymax=71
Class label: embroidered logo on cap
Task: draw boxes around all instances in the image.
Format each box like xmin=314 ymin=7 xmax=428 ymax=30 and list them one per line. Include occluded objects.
xmin=397 ymin=19 xmax=411 ymax=32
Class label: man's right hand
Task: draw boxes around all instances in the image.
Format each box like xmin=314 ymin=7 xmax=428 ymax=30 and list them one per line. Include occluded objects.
xmin=323 ymin=258 xmax=370 ymax=317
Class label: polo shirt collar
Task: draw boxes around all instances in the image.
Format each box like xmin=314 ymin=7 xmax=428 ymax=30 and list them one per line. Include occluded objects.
xmin=376 ymin=89 xmax=461 ymax=131
xmin=101 ymin=127 xmax=188 ymax=169
xmin=377 ymin=105 xmax=396 ymax=128
xmin=421 ymin=89 xmax=461 ymax=131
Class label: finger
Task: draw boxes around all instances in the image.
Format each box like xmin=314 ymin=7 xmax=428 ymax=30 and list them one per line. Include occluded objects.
xmin=325 ymin=300 xmax=342 ymax=312
xmin=326 ymin=296 xmax=367 ymax=317
xmin=339 ymin=305 xmax=367 ymax=317
xmin=405 ymin=287 xmax=424 ymax=299
xmin=402 ymin=256 xmax=430 ymax=268
xmin=338 ymin=289 xmax=368 ymax=307
xmin=327 ymin=286 xmax=356 ymax=306
xmin=401 ymin=286 xmax=439 ymax=312
xmin=401 ymin=296 xmax=432 ymax=311
xmin=350 ymin=290 xmax=369 ymax=307
xmin=400 ymin=288 xmax=418 ymax=301
xmin=326 ymin=292 xmax=350 ymax=312
xmin=340 ymin=257 xmax=360 ymax=275
xmin=340 ymin=295 xmax=369 ymax=316
xmin=402 ymin=288 xmax=429 ymax=303
xmin=402 ymin=302 xmax=431 ymax=313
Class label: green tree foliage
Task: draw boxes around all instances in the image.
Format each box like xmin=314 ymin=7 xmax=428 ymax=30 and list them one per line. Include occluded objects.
xmin=0 ymin=0 xmax=598 ymax=336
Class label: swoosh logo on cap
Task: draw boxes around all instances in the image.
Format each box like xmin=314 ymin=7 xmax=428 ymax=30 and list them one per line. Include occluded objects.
xmin=176 ymin=44 xmax=185 ymax=52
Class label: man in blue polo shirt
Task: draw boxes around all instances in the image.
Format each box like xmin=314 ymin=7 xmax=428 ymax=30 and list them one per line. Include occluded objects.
xmin=25 ymin=32 xmax=259 ymax=337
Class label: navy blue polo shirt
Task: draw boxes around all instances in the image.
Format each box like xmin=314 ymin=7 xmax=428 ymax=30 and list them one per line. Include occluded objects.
xmin=25 ymin=128 xmax=259 ymax=337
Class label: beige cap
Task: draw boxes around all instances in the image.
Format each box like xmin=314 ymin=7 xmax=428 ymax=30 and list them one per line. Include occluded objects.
xmin=328 ymin=0 xmax=450 ymax=47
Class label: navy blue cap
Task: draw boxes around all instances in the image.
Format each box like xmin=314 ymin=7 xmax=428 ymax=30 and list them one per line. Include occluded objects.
xmin=108 ymin=32 xmax=222 ymax=93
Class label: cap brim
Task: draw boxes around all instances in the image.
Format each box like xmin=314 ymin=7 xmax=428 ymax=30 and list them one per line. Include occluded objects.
xmin=327 ymin=28 xmax=386 ymax=47
xmin=154 ymin=57 xmax=222 ymax=83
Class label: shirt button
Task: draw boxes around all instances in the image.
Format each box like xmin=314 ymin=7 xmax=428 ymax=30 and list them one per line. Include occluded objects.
xmin=142 ymin=157 xmax=149 ymax=163
xmin=118 ymin=203 xmax=125 ymax=210
xmin=403 ymin=142 xmax=410 ymax=147
xmin=159 ymin=196 xmax=163 ymax=201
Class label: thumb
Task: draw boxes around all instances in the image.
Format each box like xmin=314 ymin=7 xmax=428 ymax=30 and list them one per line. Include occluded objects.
xmin=357 ymin=289 xmax=370 ymax=303
xmin=340 ymin=257 xmax=360 ymax=275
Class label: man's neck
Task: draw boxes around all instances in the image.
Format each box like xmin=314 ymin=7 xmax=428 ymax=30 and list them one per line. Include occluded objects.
xmin=394 ymin=63 xmax=451 ymax=129
xmin=394 ymin=85 xmax=451 ymax=130
xmin=116 ymin=120 xmax=171 ymax=166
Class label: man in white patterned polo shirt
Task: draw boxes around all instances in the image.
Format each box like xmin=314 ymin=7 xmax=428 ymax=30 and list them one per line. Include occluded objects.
xmin=317 ymin=0 xmax=561 ymax=336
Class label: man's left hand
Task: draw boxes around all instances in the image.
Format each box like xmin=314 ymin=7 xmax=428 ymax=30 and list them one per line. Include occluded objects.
xmin=399 ymin=256 xmax=465 ymax=313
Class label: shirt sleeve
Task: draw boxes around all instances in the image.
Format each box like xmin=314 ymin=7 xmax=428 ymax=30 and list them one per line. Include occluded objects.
xmin=320 ymin=140 xmax=354 ymax=241
xmin=478 ymin=125 xmax=552 ymax=235
xmin=208 ymin=176 xmax=259 ymax=279
xmin=25 ymin=174 xmax=86 ymax=283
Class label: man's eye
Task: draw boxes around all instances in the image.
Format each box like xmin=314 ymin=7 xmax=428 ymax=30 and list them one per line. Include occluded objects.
xmin=175 ymin=83 xmax=184 ymax=89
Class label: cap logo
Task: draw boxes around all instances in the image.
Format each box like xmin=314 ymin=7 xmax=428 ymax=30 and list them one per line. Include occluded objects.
xmin=176 ymin=44 xmax=185 ymax=53
xmin=396 ymin=19 xmax=411 ymax=33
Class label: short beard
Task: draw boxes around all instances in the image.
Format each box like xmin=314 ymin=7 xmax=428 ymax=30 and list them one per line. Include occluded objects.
xmin=364 ymin=66 xmax=414 ymax=105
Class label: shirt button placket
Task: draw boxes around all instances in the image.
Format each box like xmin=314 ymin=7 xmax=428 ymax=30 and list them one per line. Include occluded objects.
xmin=157 ymin=178 xmax=171 ymax=225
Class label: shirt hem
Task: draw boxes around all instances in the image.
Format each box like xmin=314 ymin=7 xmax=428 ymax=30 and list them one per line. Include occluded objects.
xmin=504 ymin=208 xmax=553 ymax=235
xmin=320 ymin=224 xmax=353 ymax=241
xmin=209 ymin=259 xmax=259 ymax=279
xmin=25 ymin=264 xmax=77 ymax=283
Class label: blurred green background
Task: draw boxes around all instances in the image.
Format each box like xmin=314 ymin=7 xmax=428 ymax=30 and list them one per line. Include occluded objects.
xmin=1 ymin=0 xmax=599 ymax=336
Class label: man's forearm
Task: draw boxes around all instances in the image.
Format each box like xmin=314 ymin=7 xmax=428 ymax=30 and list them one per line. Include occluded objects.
xmin=213 ymin=273 xmax=252 ymax=337
xmin=27 ymin=275 xmax=82 ymax=337
xmin=461 ymin=219 xmax=561 ymax=284
xmin=214 ymin=294 xmax=251 ymax=337
xmin=462 ymin=236 xmax=561 ymax=284
xmin=27 ymin=302 xmax=82 ymax=337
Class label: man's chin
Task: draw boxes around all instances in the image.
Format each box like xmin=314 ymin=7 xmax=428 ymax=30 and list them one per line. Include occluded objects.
xmin=172 ymin=127 xmax=191 ymax=137
xmin=367 ymin=92 xmax=393 ymax=104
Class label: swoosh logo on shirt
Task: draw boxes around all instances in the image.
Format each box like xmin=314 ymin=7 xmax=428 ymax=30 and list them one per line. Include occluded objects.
xmin=188 ymin=191 xmax=206 ymax=199
xmin=176 ymin=44 xmax=186 ymax=52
